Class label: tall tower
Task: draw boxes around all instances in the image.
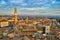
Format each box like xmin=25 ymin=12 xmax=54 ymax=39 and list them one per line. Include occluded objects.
xmin=14 ymin=8 xmax=18 ymax=24
xmin=25 ymin=16 xmax=29 ymax=23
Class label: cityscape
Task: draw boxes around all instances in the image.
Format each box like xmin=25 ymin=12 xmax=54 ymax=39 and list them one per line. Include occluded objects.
xmin=0 ymin=0 xmax=60 ymax=40
xmin=0 ymin=8 xmax=60 ymax=40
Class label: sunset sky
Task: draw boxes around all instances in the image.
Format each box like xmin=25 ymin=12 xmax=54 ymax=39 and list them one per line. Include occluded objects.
xmin=0 ymin=0 xmax=60 ymax=15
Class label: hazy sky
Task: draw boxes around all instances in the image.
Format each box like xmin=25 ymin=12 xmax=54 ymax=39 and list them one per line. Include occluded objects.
xmin=0 ymin=0 xmax=60 ymax=15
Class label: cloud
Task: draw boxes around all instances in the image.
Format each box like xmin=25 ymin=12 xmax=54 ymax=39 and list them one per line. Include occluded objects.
xmin=18 ymin=7 xmax=50 ymax=12
xmin=18 ymin=9 xmax=60 ymax=16
xmin=9 ymin=0 xmax=28 ymax=6
xmin=9 ymin=0 xmax=24 ymax=3
xmin=20 ymin=3 xmax=27 ymax=6
xmin=52 ymin=1 xmax=56 ymax=4
xmin=51 ymin=0 xmax=60 ymax=4
xmin=0 ymin=0 xmax=6 ymax=4
xmin=0 ymin=0 xmax=60 ymax=10
xmin=0 ymin=0 xmax=7 ymax=7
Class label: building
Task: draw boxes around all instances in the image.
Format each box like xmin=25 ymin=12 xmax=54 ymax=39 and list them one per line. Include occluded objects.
xmin=14 ymin=8 xmax=18 ymax=24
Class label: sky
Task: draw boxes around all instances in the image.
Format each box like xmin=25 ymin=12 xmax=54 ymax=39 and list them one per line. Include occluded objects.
xmin=0 ymin=0 xmax=60 ymax=15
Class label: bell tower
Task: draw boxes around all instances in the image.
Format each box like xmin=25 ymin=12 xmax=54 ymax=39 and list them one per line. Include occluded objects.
xmin=14 ymin=8 xmax=18 ymax=24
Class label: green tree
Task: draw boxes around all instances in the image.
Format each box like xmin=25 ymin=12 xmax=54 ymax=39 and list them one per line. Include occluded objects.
xmin=57 ymin=25 xmax=60 ymax=28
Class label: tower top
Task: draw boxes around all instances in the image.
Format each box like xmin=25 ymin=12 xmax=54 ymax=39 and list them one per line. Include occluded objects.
xmin=14 ymin=7 xmax=17 ymax=12
xmin=14 ymin=7 xmax=17 ymax=15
